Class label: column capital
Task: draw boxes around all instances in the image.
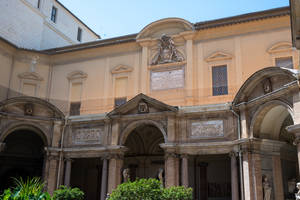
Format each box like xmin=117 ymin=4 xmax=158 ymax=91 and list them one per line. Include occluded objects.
xmin=229 ymin=151 xmax=238 ymax=158
xmin=180 ymin=154 xmax=189 ymax=159
xmin=286 ymin=124 xmax=300 ymax=144
xmin=164 ymin=152 xmax=179 ymax=159
xmin=108 ymin=153 xmax=124 ymax=160
xmin=180 ymin=31 xmax=196 ymax=41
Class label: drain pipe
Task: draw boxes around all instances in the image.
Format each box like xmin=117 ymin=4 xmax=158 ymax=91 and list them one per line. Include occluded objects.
xmin=230 ymin=107 xmax=245 ymax=200
xmin=56 ymin=119 xmax=67 ymax=189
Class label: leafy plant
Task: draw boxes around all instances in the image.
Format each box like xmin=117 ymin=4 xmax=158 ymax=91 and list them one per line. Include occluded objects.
xmin=162 ymin=186 xmax=192 ymax=200
xmin=107 ymin=178 xmax=192 ymax=200
xmin=0 ymin=177 xmax=51 ymax=200
xmin=52 ymin=185 xmax=84 ymax=200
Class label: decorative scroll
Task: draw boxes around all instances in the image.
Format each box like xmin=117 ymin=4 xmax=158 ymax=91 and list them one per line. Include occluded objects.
xmin=73 ymin=127 xmax=103 ymax=144
xmin=191 ymin=120 xmax=224 ymax=138
xmin=151 ymin=67 xmax=184 ymax=90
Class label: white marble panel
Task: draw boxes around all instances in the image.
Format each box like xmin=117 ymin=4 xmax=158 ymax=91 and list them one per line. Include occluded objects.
xmin=191 ymin=120 xmax=224 ymax=138
xmin=151 ymin=67 xmax=184 ymax=90
xmin=73 ymin=127 xmax=103 ymax=144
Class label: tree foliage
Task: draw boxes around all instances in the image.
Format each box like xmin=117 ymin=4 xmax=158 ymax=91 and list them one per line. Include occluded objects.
xmin=52 ymin=186 xmax=84 ymax=200
xmin=107 ymin=178 xmax=192 ymax=200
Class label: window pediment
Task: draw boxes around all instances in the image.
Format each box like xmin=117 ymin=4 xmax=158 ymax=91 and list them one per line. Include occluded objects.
xmin=18 ymin=72 xmax=43 ymax=81
xmin=205 ymin=51 xmax=233 ymax=62
xmin=111 ymin=65 xmax=133 ymax=74
xmin=267 ymin=42 xmax=293 ymax=54
xmin=67 ymin=71 xmax=88 ymax=81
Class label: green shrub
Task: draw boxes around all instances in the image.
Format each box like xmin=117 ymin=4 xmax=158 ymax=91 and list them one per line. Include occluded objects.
xmin=0 ymin=177 xmax=51 ymax=200
xmin=108 ymin=178 xmax=163 ymax=200
xmin=107 ymin=178 xmax=192 ymax=200
xmin=52 ymin=185 xmax=84 ymax=200
xmin=162 ymin=186 xmax=193 ymax=200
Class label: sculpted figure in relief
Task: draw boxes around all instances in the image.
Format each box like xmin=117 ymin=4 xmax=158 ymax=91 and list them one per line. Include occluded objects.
xmin=122 ymin=168 xmax=130 ymax=182
xmin=295 ymin=182 xmax=300 ymax=200
xmin=262 ymin=175 xmax=272 ymax=200
xmin=151 ymin=34 xmax=183 ymax=65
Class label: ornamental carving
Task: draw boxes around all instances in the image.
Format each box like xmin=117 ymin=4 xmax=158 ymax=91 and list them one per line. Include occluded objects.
xmin=138 ymin=101 xmax=149 ymax=113
xmin=151 ymin=34 xmax=183 ymax=65
xmin=191 ymin=120 xmax=224 ymax=138
xmin=72 ymin=127 xmax=103 ymax=145
xmin=262 ymin=78 xmax=272 ymax=94
xmin=24 ymin=103 xmax=34 ymax=116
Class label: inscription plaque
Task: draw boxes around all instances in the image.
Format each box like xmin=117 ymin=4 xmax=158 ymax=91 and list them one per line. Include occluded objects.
xmin=191 ymin=120 xmax=224 ymax=138
xmin=73 ymin=127 xmax=103 ymax=144
xmin=151 ymin=67 xmax=184 ymax=90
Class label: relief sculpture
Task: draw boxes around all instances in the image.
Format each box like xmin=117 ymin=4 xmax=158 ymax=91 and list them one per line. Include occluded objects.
xmin=151 ymin=34 xmax=183 ymax=65
xmin=191 ymin=120 xmax=224 ymax=138
xmin=73 ymin=127 xmax=103 ymax=145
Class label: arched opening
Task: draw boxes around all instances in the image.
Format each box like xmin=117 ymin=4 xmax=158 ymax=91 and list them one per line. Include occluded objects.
xmin=123 ymin=124 xmax=165 ymax=181
xmin=252 ymin=103 xmax=298 ymax=199
xmin=0 ymin=129 xmax=45 ymax=192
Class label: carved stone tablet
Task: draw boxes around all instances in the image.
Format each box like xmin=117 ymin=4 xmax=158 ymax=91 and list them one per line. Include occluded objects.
xmin=191 ymin=120 xmax=224 ymax=138
xmin=73 ymin=127 xmax=103 ymax=144
xmin=151 ymin=67 xmax=184 ymax=90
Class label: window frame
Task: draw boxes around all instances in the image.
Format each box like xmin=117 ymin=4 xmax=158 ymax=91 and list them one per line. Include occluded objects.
xmin=77 ymin=27 xmax=82 ymax=42
xmin=51 ymin=6 xmax=57 ymax=23
xmin=211 ymin=65 xmax=228 ymax=96
xmin=267 ymin=42 xmax=297 ymax=69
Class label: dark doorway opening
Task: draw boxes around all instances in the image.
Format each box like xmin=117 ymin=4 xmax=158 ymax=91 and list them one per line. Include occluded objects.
xmin=124 ymin=124 xmax=164 ymax=181
xmin=189 ymin=155 xmax=231 ymax=200
xmin=70 ymin=158 xmax=102 ymax=200
xmin=0 ymin=130 xmax=45 ymax=192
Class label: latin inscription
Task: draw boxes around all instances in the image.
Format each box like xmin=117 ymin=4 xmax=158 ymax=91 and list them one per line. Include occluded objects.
xmin=151 ymin=67 xmax=184 ymax=90
xmin=73 ymin=127 xmax=103 ymax=144
xmin=191 ymin=120 xmax=224 ymax=138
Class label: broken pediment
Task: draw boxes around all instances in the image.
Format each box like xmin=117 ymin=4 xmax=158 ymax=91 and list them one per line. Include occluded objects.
xmin=267 ymin=42 xmax=293 ymax=54
xmin=18 ymin=72 xmax=43 ymax=81
xmin=111 ymin=65 xmax=133 ymax=74
xmin=205 ymin=51 xmax=233 ymax=62
xmin=107 ymin=93 xmax=178 ymax=117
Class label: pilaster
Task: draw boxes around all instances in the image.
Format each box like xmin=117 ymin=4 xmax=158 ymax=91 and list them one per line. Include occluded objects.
xmin=107 ymin=154 xmax=124 ymax=194
xmin=165 ymin=152 xmax=179 ymax=187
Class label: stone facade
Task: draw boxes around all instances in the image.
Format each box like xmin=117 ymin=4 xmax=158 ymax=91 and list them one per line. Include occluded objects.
xmin=0 ymin=5 xmax=299 ymax=200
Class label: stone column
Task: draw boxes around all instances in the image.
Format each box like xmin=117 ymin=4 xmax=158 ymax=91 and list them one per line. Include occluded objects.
xmin=181 ymin=154 xmax=189 ymax=187
xmin=107 ymin=154 xmax=123 ymax=194
xmin=45 ymin=155 xmax=59 ymax=195
xmin=230 ymin=152 xmax=239 ymax=200
xmin=165 ymin=153 xmax=179 ymax=188
xmin=272 ymin=155 xmax=284 ymax=200
xmin=182 ymin=32 xmax=195 ymax=105
xmin=242 ymin=151 xmax=253 ymax=200
xmin=64 ymin=158 xmax=72 ymax=187
xmin=138 ymin=40 xmax=151 ymax=94
xmin=100 ymin=158 xmax=108 ymax=200
xmin=251 ymin=153 xmax=263 ymax=200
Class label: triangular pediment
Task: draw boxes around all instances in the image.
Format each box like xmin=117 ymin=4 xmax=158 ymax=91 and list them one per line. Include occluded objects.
xmin=111 ymin=65 xmax=133 ymax=74
xmin=67 ymin=71 xmax=88 ymax=80
xmin=205 ymin=51 xmax=233 ymax=62
xmin=18 ymin=72 xmax=43 ymax=81
xmin=267 ymin=42 xmax=293 ymax=54
xmin=107 ymin=93 xmax=178 ymax=117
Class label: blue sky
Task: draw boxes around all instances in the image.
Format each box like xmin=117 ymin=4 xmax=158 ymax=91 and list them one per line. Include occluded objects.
xmin=59 ymin=0 xmax=289 ymax=39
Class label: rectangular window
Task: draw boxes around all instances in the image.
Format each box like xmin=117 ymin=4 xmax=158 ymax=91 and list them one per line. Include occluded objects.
xmin=69 ymin=82 xmax=82 ymax=116
xmin=275 ymin=56 xmax=293 ymax=69
xmin=37 ymin=0 xmax=41 ymax=8
xmin=114 ymin=97 xmax=127 ymax=108
xmin=212 ymin=65 xmax=228 ymax=96
xmin=77 ymin=27 xmax=82 ymax=42
xmin=51 ymin=6 xmax=57 ymax=23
